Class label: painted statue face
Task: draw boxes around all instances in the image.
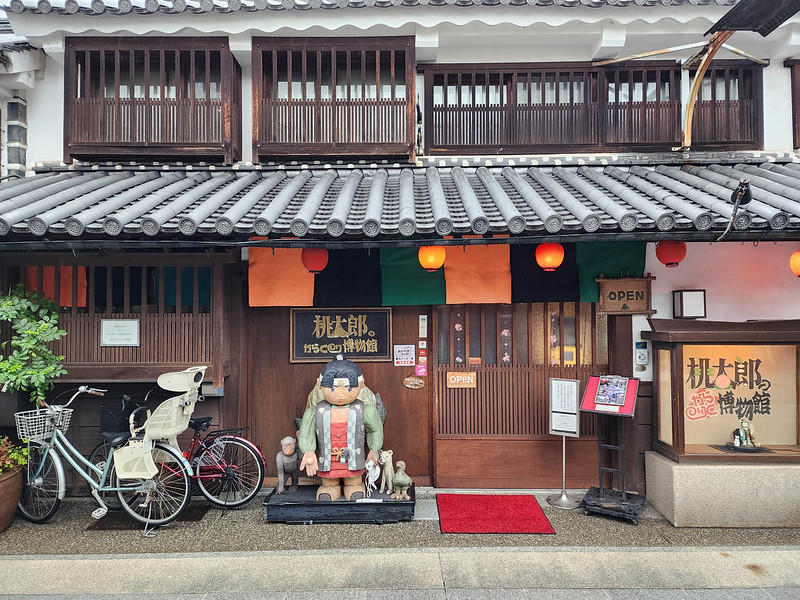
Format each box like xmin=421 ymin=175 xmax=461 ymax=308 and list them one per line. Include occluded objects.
xmin=283 ymin=442 xmax=295 ymax=456
xmin=321 ymin=382 xmax=362 ymax=407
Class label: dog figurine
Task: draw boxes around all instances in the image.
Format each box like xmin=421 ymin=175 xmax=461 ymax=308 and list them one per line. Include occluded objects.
xmin=378 ymin=449 xmax=394 ymax=495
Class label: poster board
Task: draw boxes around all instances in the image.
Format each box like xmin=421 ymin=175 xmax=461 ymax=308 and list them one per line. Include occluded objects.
xmin=549 ymin=378 xmax=580 ymax=438
xmin=580 ymin=374 xmax=639 ymax=418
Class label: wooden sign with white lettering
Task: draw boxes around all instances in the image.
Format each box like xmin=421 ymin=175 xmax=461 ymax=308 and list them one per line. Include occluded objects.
xmin=446 ymin=371 xmax=477 ymax=389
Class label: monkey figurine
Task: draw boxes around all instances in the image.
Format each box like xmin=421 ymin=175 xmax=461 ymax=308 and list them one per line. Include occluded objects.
xmin=276 ymin=436 xmax=300 ymax=494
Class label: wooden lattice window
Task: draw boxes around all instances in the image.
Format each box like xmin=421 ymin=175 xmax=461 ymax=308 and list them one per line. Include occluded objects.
xmin=435 ymin=303 xmax=607 ymax=437
xmin=603 ymin=64 xmax=680 ymax=145
xmin=23 ymin=264 xmax=211 ymax=316
xmin=64 ymin=37 xmax=242 ymax=164
xmin=690 ymin=63 xmax=762 ymax=147
xmin=422 ymin=61 xmax=762 ymax=154
xmin=253 ymin=37 xmax=416 ymax=162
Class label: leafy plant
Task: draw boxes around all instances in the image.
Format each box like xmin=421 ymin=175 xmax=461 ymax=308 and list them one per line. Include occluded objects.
xmin=0 ymin=435 xmax=27 ymax=474
xmin=0 ymin=284 xmax=68 ymax=405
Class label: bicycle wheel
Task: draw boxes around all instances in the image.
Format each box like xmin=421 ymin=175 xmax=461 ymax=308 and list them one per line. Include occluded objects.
xmin=17 ymin=440 xmax=64 ymax=524
xmin=195 ymin=437 xmax=265 ymax=508
xmin=87 ymin=442 xmax=122 ymax=510
xmin=116 ymin=442 xmax=191 ymax=526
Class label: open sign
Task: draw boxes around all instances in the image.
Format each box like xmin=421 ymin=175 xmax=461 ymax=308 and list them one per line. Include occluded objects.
xmin=446 ymin=371 xmax=477 ymax=389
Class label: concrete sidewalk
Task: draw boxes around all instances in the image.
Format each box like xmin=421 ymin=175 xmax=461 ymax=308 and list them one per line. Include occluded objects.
xmin=1 ymin=489 xmax=800 ymax=597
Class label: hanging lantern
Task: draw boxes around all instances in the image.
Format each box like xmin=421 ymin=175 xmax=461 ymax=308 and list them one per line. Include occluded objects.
xmin=655 ymin=240 xmax=687 ymax=268
xmin=791 ymin=251 xmax=800 ymax=277
xmin=301 ymin=248 xmax=329 ymax=274
xmin=535 ymin=243 xmax=565 ymax=272
xmin=418 ymin=246 xmax=446 ymax=272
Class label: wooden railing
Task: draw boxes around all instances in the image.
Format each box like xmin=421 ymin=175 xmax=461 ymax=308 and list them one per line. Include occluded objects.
xmin=605 ymin=101 xmax=681 ymax=145
xmin=262 ymin=98 xmax=408 ymax=145
xmin=692 ymin=99 xmax=757 ymax=144
xmin=71 ymin=98 xmax=224 ymax=145
xmin=430 ymin=103 xmax=601 ymax=147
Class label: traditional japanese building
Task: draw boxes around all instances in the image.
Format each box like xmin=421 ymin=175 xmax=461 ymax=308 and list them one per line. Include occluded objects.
xmin=1 ymin=0 xmax=800 ymax=525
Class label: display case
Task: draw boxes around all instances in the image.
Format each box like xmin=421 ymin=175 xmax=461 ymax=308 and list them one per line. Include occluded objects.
xmin=644 ymin=318 xmax=800 ymax=463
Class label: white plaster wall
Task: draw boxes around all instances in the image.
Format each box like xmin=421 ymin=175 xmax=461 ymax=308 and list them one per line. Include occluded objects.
xmin=632 ymin=241 xmax=800 ymax=381
xmin=762 ymin=63 xmax=795 ymax=152
xmin=24 ymin=52 xmax=64 ymax=166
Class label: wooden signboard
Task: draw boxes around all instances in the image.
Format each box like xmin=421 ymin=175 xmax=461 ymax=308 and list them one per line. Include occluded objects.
xmin=290 ymin=308 xmax=391 ymax=362
xmin=596 ymin=276 xmax=655 ymax=316
xmin=446 ymin=372 xmax=477 ymax=389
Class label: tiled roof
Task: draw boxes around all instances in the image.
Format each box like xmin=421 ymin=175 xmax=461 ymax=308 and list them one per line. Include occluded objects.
xmin=2 ymin=153 xmax=799 ymax=249
xmin=5 ymin=0 xmax=737 ymax=17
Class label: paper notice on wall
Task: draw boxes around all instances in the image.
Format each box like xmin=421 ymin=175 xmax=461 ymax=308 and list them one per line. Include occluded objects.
xmin=393 ymin=344 xmax=415 ymax=366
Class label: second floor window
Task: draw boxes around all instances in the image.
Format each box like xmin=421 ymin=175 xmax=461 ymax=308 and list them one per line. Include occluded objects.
xmin=253 ymin=37 xmax=416 ymax=162
xmin=65 ymin=38 xmax=242 ymax=164
xmin=422 ymin=61 xmax=762 ymax=155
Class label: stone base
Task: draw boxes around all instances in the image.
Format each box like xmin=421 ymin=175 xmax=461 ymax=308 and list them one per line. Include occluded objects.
xmin=263 ymin=484 xmax=415 ymax=524
xmin=645 ymin=451 xmax=800 ymax=527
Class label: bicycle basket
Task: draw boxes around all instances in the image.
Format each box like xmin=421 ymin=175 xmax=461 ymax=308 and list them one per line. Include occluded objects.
xmin=15 ymin=407 xmax=74 ymax=441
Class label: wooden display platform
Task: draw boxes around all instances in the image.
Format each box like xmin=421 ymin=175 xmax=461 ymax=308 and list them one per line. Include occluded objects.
xmin=263 ymin=484 xmax=416 ymax=524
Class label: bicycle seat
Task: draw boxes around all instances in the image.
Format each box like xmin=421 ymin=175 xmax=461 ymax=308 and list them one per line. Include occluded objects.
xmin=189 ymin=416 xmax=213 ymax=432
xmin=101 ymin=431 xmax=133 ymax=447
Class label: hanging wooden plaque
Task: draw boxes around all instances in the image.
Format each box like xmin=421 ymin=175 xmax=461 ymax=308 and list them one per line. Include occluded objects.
xmin=596 ymin=276 xmax=655 ymax=316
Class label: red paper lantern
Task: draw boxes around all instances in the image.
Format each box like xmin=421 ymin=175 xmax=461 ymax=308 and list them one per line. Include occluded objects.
xmin=791 ymin=251 xmax=800 ymax=277
xmin=301 ymin=248 xmax=329 ymax=274
xmin=418 ymin=246 xmax=446 ymax=272
xmin=535 ymin=243 xmax=565 ymax=271
xmin=655 ymin=240 xmax=687 ymax=268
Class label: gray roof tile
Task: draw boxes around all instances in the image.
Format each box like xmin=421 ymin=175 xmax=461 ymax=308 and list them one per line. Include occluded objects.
xmin=3 ymin=156 xmax=800 ymax=248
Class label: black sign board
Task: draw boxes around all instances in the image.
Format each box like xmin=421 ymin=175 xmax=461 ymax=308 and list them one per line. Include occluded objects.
xmin=290 ymin=308 xmax=391 ymax=363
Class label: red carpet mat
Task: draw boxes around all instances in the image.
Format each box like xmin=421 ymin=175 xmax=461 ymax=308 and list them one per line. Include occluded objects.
xmin=436 ymin=493 xmax=555 ymax=534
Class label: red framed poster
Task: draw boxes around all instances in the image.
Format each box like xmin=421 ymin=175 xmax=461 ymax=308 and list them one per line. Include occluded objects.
xmin=580 ymin=375 xmax=639 ymax=418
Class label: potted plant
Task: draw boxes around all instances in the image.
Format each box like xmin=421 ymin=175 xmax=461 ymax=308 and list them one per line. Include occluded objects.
xmin=0 ymin=434 xmax=27 ymax=532
xmin=0 ymin=284 xmax=68 ymax=406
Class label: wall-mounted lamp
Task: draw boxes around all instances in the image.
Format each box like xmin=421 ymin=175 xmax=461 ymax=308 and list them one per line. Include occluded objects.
xmin=673 ymin=289 xmax=706 ymax=319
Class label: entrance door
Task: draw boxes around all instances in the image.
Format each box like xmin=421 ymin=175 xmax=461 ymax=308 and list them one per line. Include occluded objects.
xmin=433 ymin=302 xmax=608 ymax=488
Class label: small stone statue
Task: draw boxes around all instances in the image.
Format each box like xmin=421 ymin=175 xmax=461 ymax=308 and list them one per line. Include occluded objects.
xmin=391 ymin=460 xmax=412 ymax=501
xmin=276 ymin=436 xmax=300 ymax=494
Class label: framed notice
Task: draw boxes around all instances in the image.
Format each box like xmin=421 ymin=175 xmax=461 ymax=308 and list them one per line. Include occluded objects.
xmin=580 ymin=374 xmax=639 ymax=418
xmin=290 ymin=308 xmax=391 ymax=363
xmin=100 ymin=319 xmax=140 ymax=347
xmin=549 ymin=378 xmax=580 ymax=438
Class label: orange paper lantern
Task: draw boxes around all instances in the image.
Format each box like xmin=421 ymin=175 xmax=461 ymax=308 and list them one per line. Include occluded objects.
xmin=418 ymin=246 xmax=446 ymax=272
xmin=655 ymin=240 xmax=687 ymax=268
xmin=791 ymin=251 xmax=800 ymax=277
xmin=301 ymin=248 xmax=329 ymax=274
xmin=535 ymin=243 xmax=565 ymax=271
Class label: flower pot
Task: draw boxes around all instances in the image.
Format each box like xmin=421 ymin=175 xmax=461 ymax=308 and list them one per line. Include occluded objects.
xmin=0 ymin=468 xmax=23 ymax=533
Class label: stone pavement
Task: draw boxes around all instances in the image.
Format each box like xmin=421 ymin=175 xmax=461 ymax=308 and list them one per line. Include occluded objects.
xmin=1 ymin=489 xmax=799 ymax=598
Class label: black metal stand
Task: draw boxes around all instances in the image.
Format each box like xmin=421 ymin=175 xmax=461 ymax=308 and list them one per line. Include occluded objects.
xmin=580 ymin=415 xmax=645 ymax=525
